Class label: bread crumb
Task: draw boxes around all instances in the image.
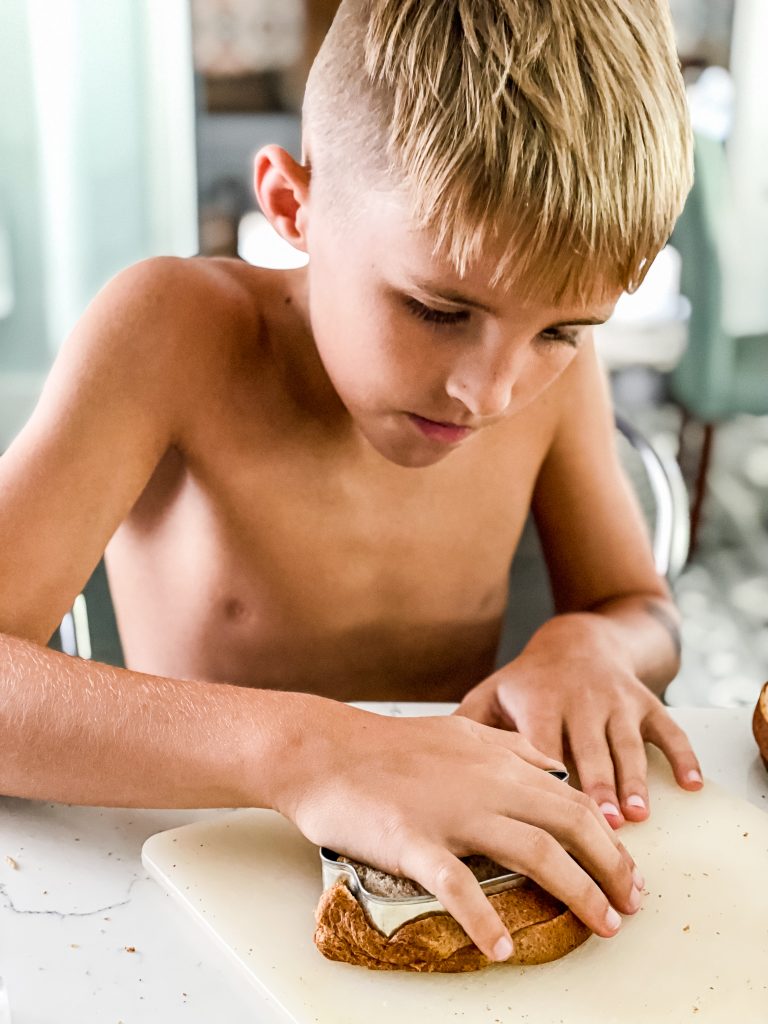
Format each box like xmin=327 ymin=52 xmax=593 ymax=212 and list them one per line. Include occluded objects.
xmin=125 ymin=946 xmax=136 ymax=953
xmin=5 ymin=856 xmax=18 ymax=869
xmin=683 ymin=925 xmax=690 ymax=932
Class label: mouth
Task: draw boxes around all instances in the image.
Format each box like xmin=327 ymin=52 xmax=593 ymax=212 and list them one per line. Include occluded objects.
xmin=406 ymin=413 xmax=476 ymax=445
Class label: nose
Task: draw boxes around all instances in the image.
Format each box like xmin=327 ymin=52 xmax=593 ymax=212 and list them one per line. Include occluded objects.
xmin=445 ymin=342 xmax=527 ymax=420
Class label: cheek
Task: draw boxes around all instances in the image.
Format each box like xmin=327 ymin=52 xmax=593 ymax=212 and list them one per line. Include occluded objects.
xmin=308 ymin=282 xmax=404 ymax=396
xmin=514 ymin=348 xmax=579 ymax=408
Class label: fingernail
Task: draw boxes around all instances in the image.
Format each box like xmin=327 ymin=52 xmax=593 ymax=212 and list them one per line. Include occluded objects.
xmin=599 ymin=801 xmax=621 ymax=818
xmin=632 ymin=866 xmax=645 ymax=890
xmin=629 ymin=886 xmax=641 ymax=910
xmin=626 ymin=794 xmax=646 ymax=810
xmin=605 ymin=906 xmax=622 ymax=931
xmin=686 ymin=769 xmax=703 ymax=784
xmin=492 ymin=936 xmax=514 ymax=961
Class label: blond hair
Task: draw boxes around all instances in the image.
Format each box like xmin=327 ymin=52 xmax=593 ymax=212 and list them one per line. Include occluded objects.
xmin=303 ymin=0 xmax=692 ymax=302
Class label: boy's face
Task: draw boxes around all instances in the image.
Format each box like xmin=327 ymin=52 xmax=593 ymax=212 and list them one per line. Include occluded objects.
xmin=304 ymin=190 xmax=619 ymax=469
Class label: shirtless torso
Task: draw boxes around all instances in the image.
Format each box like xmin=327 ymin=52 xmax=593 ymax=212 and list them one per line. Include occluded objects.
xmin=105 ymin=259 xmax=559 ymax=701
xmin=2 ymin=252 xmax=643 ymax=707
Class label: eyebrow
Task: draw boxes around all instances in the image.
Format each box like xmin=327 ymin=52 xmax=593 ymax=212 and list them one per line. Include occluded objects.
xmin=408 ymin=278 xmax=609 ymax=326
xmin=410 ymin=279 xmax=495 ymax=313
xmin=547 ymin=317 xmax=609 ymax=328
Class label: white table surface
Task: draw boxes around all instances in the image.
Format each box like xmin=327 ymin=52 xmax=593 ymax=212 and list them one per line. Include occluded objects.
xmin=1 ymin=703 xmax=766 ymax=1024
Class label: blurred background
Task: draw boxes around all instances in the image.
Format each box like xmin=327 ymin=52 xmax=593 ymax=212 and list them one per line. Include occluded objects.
xmin=0 ymin=0 xmax=766 ymax=708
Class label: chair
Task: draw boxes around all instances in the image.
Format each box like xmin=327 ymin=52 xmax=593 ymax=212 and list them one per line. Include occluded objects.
xmin=615 ymin=414 xmax=690 ymax=583
xmin=58 ymin=594 xmax=92 ymax=660
xmin=58 ymin=417 xmax=690 ymax=661
xmin=668 ymin=132 xmax=768 ymax=551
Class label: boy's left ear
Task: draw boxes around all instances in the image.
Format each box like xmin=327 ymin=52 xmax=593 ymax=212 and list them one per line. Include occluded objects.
xmin=253 ymin=145 xmax=311 ymax=253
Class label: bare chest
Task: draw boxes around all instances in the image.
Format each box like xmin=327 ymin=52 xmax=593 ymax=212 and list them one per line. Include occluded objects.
xmin=105 ymin=410 xmax=551 ymax=700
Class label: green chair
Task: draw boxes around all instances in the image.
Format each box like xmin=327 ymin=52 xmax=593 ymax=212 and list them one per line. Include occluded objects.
xmin=669 ymin=132 xmax=768 ymax=551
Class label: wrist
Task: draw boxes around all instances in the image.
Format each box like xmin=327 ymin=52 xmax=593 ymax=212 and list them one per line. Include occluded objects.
xmin=523 ymin=612 xmax=630 ymax=669
xmin=237 ymin=689 xmax=357 ymax=818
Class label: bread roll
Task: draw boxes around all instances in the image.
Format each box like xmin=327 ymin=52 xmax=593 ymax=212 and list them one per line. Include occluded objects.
xmin=313 ymin=854 xmax=591 ymax=972
xmin=753 ymin=681 xmax=768 ymax=771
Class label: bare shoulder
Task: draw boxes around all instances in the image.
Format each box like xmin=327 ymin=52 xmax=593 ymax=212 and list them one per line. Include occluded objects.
xmin=93 ymin=255 xmax=278 ymax=411
xmin=104 ymin=254 xmax=263 ymax=358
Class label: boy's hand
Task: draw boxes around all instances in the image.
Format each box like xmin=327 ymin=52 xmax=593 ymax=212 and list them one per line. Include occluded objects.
xmin=453 ymin=620 xmax=704 ymax=829
xmin=274 ymin=700 xmax=644 ymax=963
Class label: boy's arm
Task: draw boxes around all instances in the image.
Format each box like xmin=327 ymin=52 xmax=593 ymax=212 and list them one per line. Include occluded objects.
xmin=455 ymin=336 xmax=701 ymax=826
xmin=0 ymin=630 xmax=314 ymax=808
xmin=530 ymin=335 xmax=682 ymax=696
xmin=0 ymin=254 xmax=286 ymax=807
xmin=0 ymin=257 xmax=200 ymax=644
xmin=0 ymin=627 xmax=645 ymax=964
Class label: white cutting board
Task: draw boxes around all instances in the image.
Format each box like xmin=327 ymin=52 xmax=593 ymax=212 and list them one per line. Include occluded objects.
xmin=142 ymin=746 xmax=768 ymax=1024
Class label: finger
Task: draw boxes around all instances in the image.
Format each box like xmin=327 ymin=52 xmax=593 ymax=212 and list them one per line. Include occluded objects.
xmin=566 ymin=720 xmax=625 ymax=828
xmin=642 ymin=710 xmax=704 ymax=790
xmin=397 ymin=821 xmax=631 ymax=965
xmin=607 ymin=715 xmax=650 ymax=822
xmin=501 ymin=778 xmax=643 ymax=907
xmin=480 ymin=817 xmax=639 ymax=937
xmin=498 ymin=763 xmax=642 ymax=888
xmin=482 ymin=725 xmax=567 ymax=774
xmin=452 ymin=684 xmax=512 ymax=730
xmin=453 ymin=716 xmax=566 ymax=773
xmin=396 ymin=841 xmax=520 ymax=962
xmin=512 ymin=712 xmax=565 ymax=764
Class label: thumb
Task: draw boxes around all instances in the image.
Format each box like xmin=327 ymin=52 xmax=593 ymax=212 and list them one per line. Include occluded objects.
xmin=453 ymin=680 xmax=512 ymax=729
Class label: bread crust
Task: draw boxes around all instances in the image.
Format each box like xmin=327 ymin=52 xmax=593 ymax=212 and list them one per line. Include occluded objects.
xmin=314 ymin=875 xmax=591 ymax=972
xmin=753 ymin=681 xmax=768 ymax=772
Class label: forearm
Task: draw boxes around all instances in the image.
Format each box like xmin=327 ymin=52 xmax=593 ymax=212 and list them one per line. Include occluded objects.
xmin=0 ymin=631 xmax=327 ymax=809
xmin=524 ymin=594 xmax=681 ymax=698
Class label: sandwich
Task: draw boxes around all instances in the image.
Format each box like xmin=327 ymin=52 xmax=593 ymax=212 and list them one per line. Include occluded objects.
xmin=314 ymin=852 xmax=591 ymax=972
xmin=753 ymin=680 xmax=768 ymax=772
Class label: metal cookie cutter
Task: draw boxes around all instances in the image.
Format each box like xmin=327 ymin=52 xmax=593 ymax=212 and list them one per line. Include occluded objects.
xmin=319 ymin=766 xmax=569 ymax=938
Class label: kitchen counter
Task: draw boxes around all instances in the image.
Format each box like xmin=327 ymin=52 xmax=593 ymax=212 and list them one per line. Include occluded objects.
xmin=1 ymin=704 xmax=765 ymax=1024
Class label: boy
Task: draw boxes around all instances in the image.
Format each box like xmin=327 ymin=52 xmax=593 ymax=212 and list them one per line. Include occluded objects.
xmin=0 ymin=0 xmax=703 ymax=964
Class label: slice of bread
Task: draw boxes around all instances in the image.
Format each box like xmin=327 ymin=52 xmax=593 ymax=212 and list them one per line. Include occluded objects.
xmin=313 ymin=856 xmax=590 ymax=972
xmin=753 ymin=681 xmax=768 ymax=771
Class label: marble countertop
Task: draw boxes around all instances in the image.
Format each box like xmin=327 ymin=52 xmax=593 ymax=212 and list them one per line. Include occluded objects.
xmin=1 ymin=703 xmax=766 ymax=1024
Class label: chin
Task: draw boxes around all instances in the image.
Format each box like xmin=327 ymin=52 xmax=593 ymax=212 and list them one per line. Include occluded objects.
xmin=386 ymin=447 xmax=452 ymax=469
xmin=355 ymin=422 xmax=450 ymax=469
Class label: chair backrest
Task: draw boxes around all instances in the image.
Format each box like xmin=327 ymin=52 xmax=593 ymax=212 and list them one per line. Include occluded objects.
xmin=614 ymin=415 xmax=690 ymax=583
xmin=58 ymin=594 xmax=92 ymax=660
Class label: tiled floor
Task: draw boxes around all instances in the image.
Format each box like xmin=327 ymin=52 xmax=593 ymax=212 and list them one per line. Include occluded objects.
xmin=636 ymin=405 xmax=768 ymax=708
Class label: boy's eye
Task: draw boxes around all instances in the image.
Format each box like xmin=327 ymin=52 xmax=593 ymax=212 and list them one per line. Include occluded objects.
xmin=405 ymin=297 xmax=470 ymax=326
xmin=537 ymin=327 xmax=579 ymax=348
